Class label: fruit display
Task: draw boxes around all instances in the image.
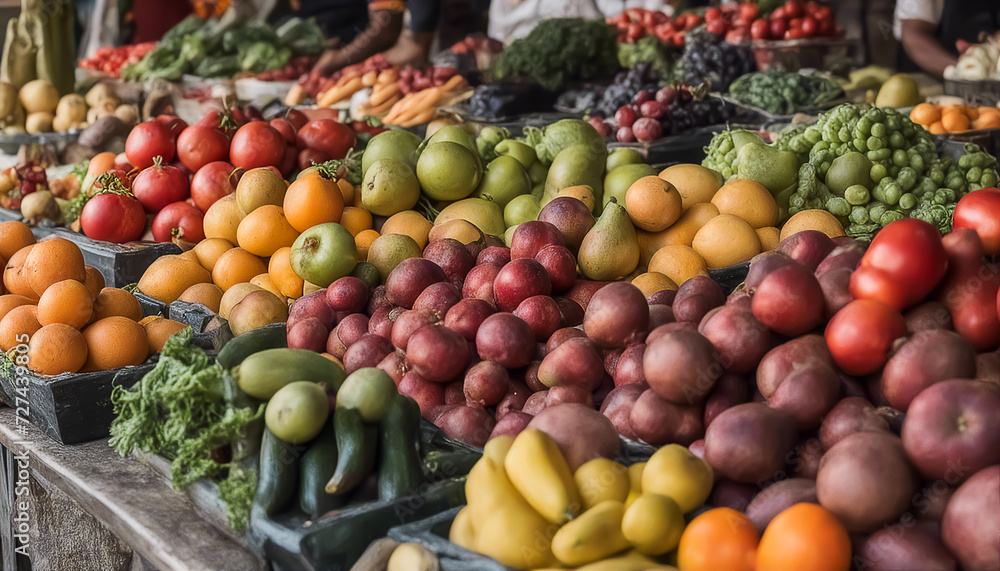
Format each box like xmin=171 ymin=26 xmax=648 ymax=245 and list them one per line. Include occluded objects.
xmin=679 ymin=28 xmax=757 ymax=93
xmin=704 ymin=103 xmax=1000 ymax=240
xmin=910 ymin=102 xmax=1000 ymax=134
xmin=746 ymin=0 xmax=841 ymax=41
xmin=0 ymin=0 xmax=75 ymax=94
xmin=0 ymin=79 xmax=140 ymax=136
xmin=944 ymin=32 xmax=1000 ymax=81
xmin=120 ymin=15 xmax=325 ymax=82
xmin=727 ymin=69 xmax=844 ymax=115
xmin=78 ymin=43 xmax=157 ymax=78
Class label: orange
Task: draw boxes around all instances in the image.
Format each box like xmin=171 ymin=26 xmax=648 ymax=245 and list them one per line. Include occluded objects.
xmin=137 ymin=255 xmax=213 ymax=304
xmin=638 ymin=203 xmax=720 ymax=266
xmin=941 ymin=111 xmax=970 ymax=133
xmin=973 ymin=109 xmax=1000 ymax=130
xmin=380 ymin=210 xmax=433 ymax=250
xmin=83 ymin=266 xmax=105 ymax=299
xmin=0 ymin=294 xmax=33 ymax=323
xmin=3 ymin=245 xmax=36 ymax=300
xmin=336 ymin=177 xmax=355 ymax=205
xmin=177 ymin=282 xmax=224 ymax=313
xmin=677 ymin=507 xmax=758 ymax=571
xmin=24 ymin=237 xmax=86 ymax=297
xmin=0 ymin=305 xmax=40 ymax=351
xmin=92 ymin=287 xmax=144 ymax=322
xmin=625 ymin=176 xmax=683 ymax=232
xmin=250 ymin=273 xmax=288 ymax=303
xmin=0 ymin=221 xmax=35 ymax=260
xmin=37 ymin=279 xmax=94 ymax=329
xmin=192 ymin=238 xmax=234 ymax=272
xmin=267 ymin=246 xmax=304 ymax=299
xmin=236 ymin=205 xmax=300 ymax=257
xmin=27 ymin=323 xmax=88 ymax=375
xmin=81 ymin=316 xmax=149 ymax=371
xmin=283 ymin=173 xmax=345 ymax=233
xmin=212 ymin=247 xmax=268 ymax=291
xmin=780 ymin=209 xmax=846 ymax=241
xmin=756 ymin=503 xmax=851 ymax=571
xmin=927 ymin=121 xmax=946 ymax=135
xmin=711 ymin=179 xmax=779 ymax=229
xmin=648 ymin=244 xmax=710 ymax=286
xmin=964 ymin=106 xmax=980 ymax=121
xmin=340 ymin=206 xmax=374 ymax=236
xmin=631 ymin=271 xmax=678 ymax=297
xmin=909 ymin=103 xmax=940 ymax=126
xmin=692 ymin=214 xmax=762 ymax=269
xmin=140 ymin=316 xmax=189 ymax=354
xmin=658 ymin=164 xmax=723 ymax=211
xmin=355 ymin=229 xmax=380 ymax=261
xmin=203 ymin=193 xmax=244 ymax=244
xmin=756 ymin=226 xmax=781 ymax=251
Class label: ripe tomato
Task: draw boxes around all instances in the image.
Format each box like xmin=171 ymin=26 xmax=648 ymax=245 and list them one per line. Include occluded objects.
xmin=155 ymin=115 xmax=187 ymax=139
xmin=706 ymin=19 xmax=727 ymax=36
xmin=152 ymin=201 xmax=205 ymax=243
xmin=285 ymin=109 xmax=308 ymax=131
xmin=229 ymin=122 xmax=286 ymax=169
xmin=784 ymin=27 xmax=804 ymax=40
xmin=125 ymin=121 xmax=175 ymax=169
xmin=705 ymin=7 xmax=722 ymax=22
xmin=176 ymin=124 xmax=230 ymax=173
xmin=655 ymin=23 xmax=674 ymax=42
xmin=849 ymin=218 xmax=949 ymax=310
xmin=770 ymin=18 xmax=787 ymax=38
xmin=825 ymin=299 xmax=907 ymax=376
xmin=770 ymin=6 xmax=786 ymax=20
xmin=739 ymin=2 xmax=759 ymax=22
xmin=80 ymin=193 xmax=146 ymax=243
xmin=789 ymin=18 xmax=803 ymax=29
xmin=190 ymin=161 xmax=236 ymax=212
xmin=784 ymin=0 xmax=804 ymax=19
xmin=751 ymin=18 xmax=770 ymax=40
xmin=626 ymin=23 xmax=643 ymax=42
xmin=269 ymin=118 xmax=298 ymax=145
xmin=132 ymin=159 xmax=190 ymax=214
xmin=952 ymin=187 xmax=1000 ymax=256
xmin=296 ymin=119 xmax=356 ymax=163
xmin=800 ymin=16 xmax=818 ymax=36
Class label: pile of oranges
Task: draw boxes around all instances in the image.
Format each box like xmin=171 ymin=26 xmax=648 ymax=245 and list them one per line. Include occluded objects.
xmin=0 ymin=221 xmax=186 ymax=376
xmin=910 ymin=103 xmax=1000 ymax=134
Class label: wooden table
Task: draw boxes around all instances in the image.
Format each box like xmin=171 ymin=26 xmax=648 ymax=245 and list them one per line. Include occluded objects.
xmin=0 ymin=407 xmax=267 ymax=571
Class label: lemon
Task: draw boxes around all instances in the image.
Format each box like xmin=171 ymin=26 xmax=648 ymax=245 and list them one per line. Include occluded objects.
xmin=641 ymin=444 xmax=713 ymax=513
xmin=622 ymin=493 xmax=685 ymax=556
xmin=574 ymin=458 xmax=630 ymax=510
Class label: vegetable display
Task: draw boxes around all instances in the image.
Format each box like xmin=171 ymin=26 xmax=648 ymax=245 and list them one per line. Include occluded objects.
xmin=78 ymin=43 xmax=156 ymax=78
xmin=727 ymin=69 xmax=844 ymax=115
xmin=494 ymin=19 xmax=620 ymax=91
xmin=0 ymin=0 xmax=75 ymax=94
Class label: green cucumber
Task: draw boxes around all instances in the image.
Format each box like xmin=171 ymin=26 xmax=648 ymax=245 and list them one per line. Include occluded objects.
xmin=422 ymin=449 xmax=481 ymax=479
xmin=216 ymin=322 xmax=287 ymax=369
xmin=235 ymin=348 xmax=345 ymax=400
xmin=253 ymin=427 xmax=301 ymax=518
xmin=376 ymin=395 xmax=426 ymax=501
xmin=298 ymin=418 xmax=345 ymax=517
xmin=325 ymin=407 xmax=377 ymax=495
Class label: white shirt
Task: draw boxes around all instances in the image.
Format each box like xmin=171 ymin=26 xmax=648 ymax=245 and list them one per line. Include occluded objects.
xmin=893 ymin=0 xmax=945 ymax=40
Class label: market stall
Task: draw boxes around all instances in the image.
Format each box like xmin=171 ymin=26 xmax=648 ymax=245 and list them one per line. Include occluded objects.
xmin=0 ymin=1 xmax=998 ymax=570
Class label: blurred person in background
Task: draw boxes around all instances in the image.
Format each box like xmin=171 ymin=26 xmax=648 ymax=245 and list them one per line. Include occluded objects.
xmin=895 ymin=0 xmax=1000 ymax=77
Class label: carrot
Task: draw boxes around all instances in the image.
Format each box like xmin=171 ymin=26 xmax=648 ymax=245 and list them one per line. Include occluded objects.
xmin=361 ymin=70 xmax=378 ymax=87
xmin=376 ymin=68 xmax=399 ymax=85
xmin=368 ymin=83 xmax=400 ymax=107
xmin=381 ymin=93 xmax=417 ymax=124
xmin=441 ymin=74 xmax=466 ymax=92
xmin=367 ymin=94 xmax=401 ymax=115
xmin=400 ymin=108 xmax=435 ymax=127
xmin=283 ymin=84 xmax=306 ymax=107
xmin=82 ymin=151 xmax=116 ymax=195
xmin=318 ymin=76 xmax=363 ymax=107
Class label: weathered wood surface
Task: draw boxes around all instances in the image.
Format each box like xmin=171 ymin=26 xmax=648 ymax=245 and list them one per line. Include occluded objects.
xmin=0 ymin=408 xmax=266 ymax=571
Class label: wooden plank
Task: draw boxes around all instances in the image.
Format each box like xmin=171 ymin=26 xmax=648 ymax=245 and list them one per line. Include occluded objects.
xmin=0 ymin=408 xmax=266 ymax=571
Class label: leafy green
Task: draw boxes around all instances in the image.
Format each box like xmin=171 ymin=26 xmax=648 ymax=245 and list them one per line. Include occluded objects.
xmin=109 ymin=328 xmax=264 ymax=531
xmin=494 ymin=18 xmax=620 ymax=91
xmin=618 ymin=36 xmax=674 ymax=79
xmin=239 ymin=42 xmax=291 ymax=74
xmin=275 ymin=17 xmax=326 ymax=56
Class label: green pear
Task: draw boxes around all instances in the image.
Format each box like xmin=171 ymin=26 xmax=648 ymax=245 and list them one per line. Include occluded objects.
xmin=606 ymin=148 xmax=644 ymax=172
xmin=542 ymin=144 xmax=605 ymax=207
xmin=577 ymin=198 xmax=640 ymax=281
xmin=504 ymin=194 xmax=541 ymax=227
xmin=736 ymin=142 xmax=799 ymax=195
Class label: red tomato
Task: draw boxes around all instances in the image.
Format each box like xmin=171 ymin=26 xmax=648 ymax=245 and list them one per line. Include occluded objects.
xmin=176 ymin=124 xmax=230 ymax=173
xmin=80 ymin=193 xmax=146 ymax=243
xmin=672 ymin=31 xmax=686 ymax=46
xmin=770 ymin=6 xmax=786 ymax=20
xmin=789 ymin=17 xmax=803 ymax=29
xmin=706 ymin=19 xmax=726 ymax=36
xmin=683 ymin=14 xmax=701 ymax=31
xmin=705 ymin=7 xmax=722 ymax=22
xmin=655 ymin=23 xmax=674 ymax=42
xmin=784 ymin=27 xmax=804 ymax=40
xmin=725 ymin=26 xmax=751 ymax=44
xmin=800 ymin=15 xmax=818 ymax=36
xmin=152 ymin=201 xmax=205 ymax=243
xmin=770 ymin=18 xmax=788 ymax=38
xmin=641 ymin=11 xmax=656 ymax=28
xmin=269 ymin=118 xmax=298 ymax=145
xmin=814 ymin=5 xmax=832 ymax=21
xmin=849 ymin=218 xmax=949 ymax=310
xmin=672 ymin=17 xmax=686 ymax=31
xmin=651 ymin=11 xmax=668 ymax=24
xmin=825 ymin=299 xmax=907 ymax=376
xmin=937 ymin=229 xmax=1000 ymax=350
xmin=953 ymin=187 xmax=1000 ymax=256
xmin=132 ymin=160 xmax=190 ymax=213
xmin=229 ymin=122 xmax=286 ymax=169
xmin=296 ymin=119 xmax=356 ymax=163
xmin=626 ymin=23 xmax=644 ymax=42
xmin=739 ymin=2 xmax=759 ymax=21
xmin=297 ymin=147 xmax=329 ymax=171
xmin=285 ymin=109 xmax=309 ymax=131
xmin=751 ymin=18 xmax=771 ymax=40
xmin=125 ymin=121 xmax=175 ymax=169
xmin=784 ymin=0 xmax=804 ymax=18
xmin=817 ymin=18 xmax=834 ymax=36
xmin=190 ymin=161 xmax=236 ymax=212
xmin=155 ymin=115 xmax=187 ymax=139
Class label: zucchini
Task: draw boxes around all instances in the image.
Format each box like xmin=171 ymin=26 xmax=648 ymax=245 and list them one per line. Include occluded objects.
xmin=299 ymin=418 xmax=345 ymax=517
xmin=217 ymin=322 xmax=287 ymax=369
xmin=377 ymin=395 xmax=426 ymax=501
xmin=254 ymin=427 xmax=301 ymax=517
xmin=235 ymin=347 xmax=345 ymax=400
xmin=422 ymin=449 xmax=480 ymax=479
xmin=325 ymin=407 xmax=377 ymax=495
